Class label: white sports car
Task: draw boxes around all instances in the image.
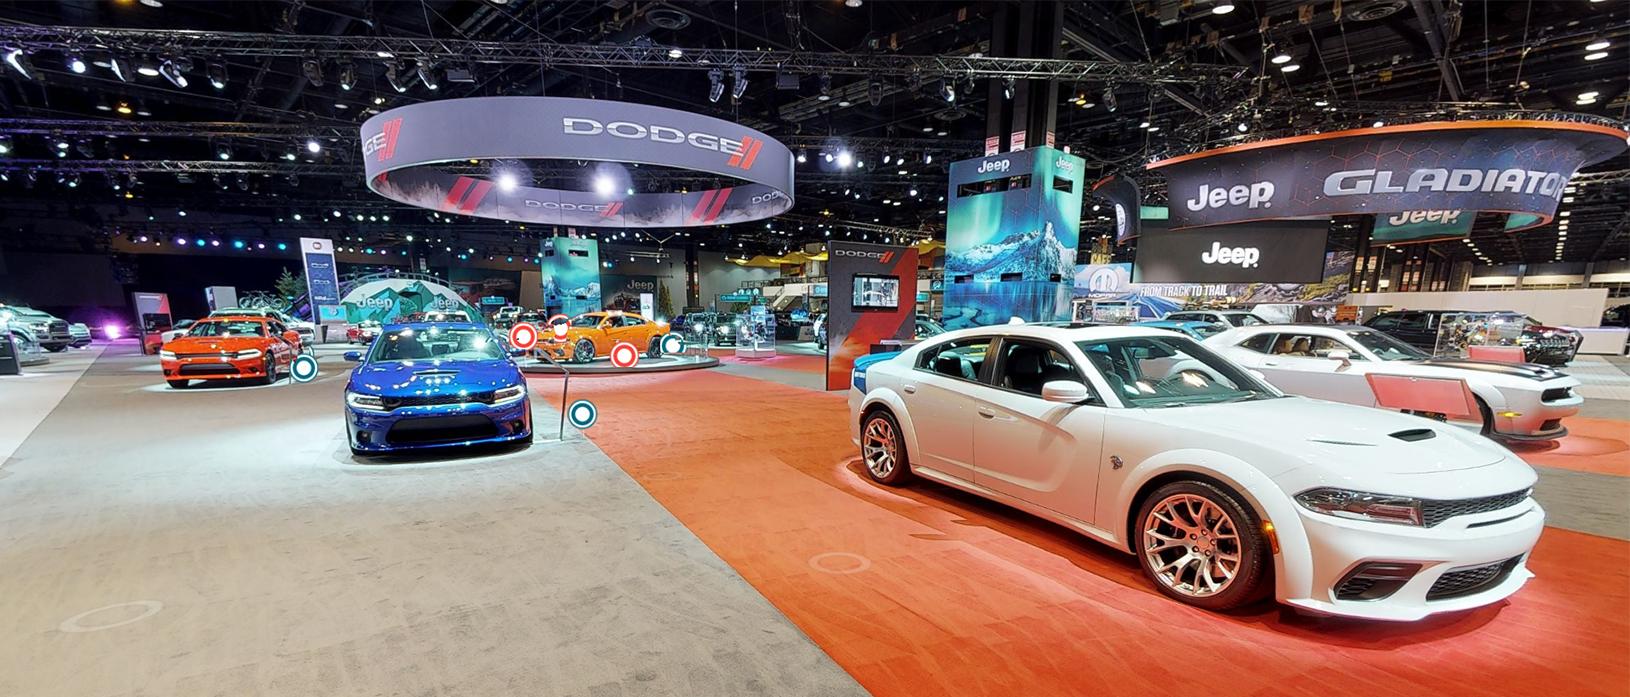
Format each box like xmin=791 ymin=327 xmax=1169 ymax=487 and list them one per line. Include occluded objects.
xmin=1206 ymin=324 xmax=1583 ymax=441
xmin=848 ymin=324 xmax=1543 ymax=621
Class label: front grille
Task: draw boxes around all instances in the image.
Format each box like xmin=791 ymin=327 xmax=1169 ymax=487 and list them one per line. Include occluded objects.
xmin=175 ymin=352 xmax=233 ymax=360
xmin=1541 ymin=387 xmax=1572 ymax=402
xmin=1420 ymin=490 xmax=1531 ymax=528
xmin=49 ymin=320 xmax=68 ymax=334
xmin=178 ymin=364 xmax=240 ymax=376
xmin=381 ymin=392 xmax=495 ymax=410
xmin=1334 ymin=577 xmax=1377 ymax=600
xmin=385 ymin=415 xmax=498 ymax=444
xmin=1427 ymin=556 xmax=1522 ymax=601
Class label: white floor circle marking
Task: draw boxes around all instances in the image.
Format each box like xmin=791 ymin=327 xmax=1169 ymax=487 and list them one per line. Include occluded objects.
xmin=58 ymin=600 xmax=165 ymax=633
xmin=807 ymin=552 xmax=872 ymax=575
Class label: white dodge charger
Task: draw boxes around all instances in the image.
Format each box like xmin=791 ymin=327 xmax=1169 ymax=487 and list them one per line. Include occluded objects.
xmin=848 ymin=324 xmax=1543 ymax=621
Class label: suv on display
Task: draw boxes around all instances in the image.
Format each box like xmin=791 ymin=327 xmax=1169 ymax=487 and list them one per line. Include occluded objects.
xmin=1364 ymin=310 xmax=1581 ymax=365
xmin=1162 ymin=309 xmax=1270 ymax=328
xmin=0 ymin=305 xmax=73 ymax=352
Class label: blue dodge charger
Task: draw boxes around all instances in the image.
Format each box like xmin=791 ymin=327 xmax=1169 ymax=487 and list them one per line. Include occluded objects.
xmin=343 ymin=322 xmax=532 ymax=456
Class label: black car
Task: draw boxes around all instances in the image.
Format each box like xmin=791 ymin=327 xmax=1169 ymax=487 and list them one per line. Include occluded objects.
xmin=1363 ymin=309 xmax=1581 ymax=365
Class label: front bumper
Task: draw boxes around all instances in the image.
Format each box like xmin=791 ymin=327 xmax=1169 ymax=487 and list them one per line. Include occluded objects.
xmin=162 ymin=355 xmax=269 ymax=381
xmin=1281 ymin=497 xmax=1544 ymax=621
xmin=347 ymin=397 xmax=531 ymax=452
xmin=1493 ymin=392 xmax=1581 ymax=440
xmin=534 ymin=340 xmax=577 ymax=360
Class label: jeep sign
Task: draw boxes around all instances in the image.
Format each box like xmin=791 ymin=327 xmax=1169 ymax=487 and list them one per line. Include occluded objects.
xmin=1133 ymin=220 xmax=1327 ymax=284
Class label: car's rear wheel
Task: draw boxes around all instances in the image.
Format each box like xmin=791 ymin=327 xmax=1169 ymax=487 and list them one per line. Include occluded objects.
xmin=860 ymin=409 xmax=912 ymax=486
xmin=573 ymin=339 xmax=594 ymax=363
xmin=1475 ymin=395 xmax=1494 ymax=436
xmin=1135 ymin=480 xmax=1271 ymax=611
xmin=646 ymin=336 xmax=663 ymax=358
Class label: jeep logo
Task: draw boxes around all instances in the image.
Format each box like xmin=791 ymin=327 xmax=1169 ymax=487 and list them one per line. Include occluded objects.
xmin=1200 ymin=241 xmax=1260 ymax=268
xmin=976 ymin=159 xmax=1011 ymax=174
xmin=1054 ymin=157 xmax=1076 ymax=173
xmin=1386 ymin=210 xmax=1463 ymax=226
xmin=1185 ymin=182 xmax=1274 ymax=212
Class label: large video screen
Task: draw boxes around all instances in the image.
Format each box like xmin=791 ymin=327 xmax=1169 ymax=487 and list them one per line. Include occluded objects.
xmin=1132 ymin=219 xmax=1328 ymax=284
xmin=852 ymin=275 xmax=901 ymax=310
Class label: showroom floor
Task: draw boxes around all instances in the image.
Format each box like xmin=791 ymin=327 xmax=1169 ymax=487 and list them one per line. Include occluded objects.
xmin=1 ymin=342 xmax=1626 ymax=696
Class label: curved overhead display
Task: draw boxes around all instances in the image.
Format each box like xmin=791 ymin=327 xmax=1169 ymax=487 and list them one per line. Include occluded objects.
xmin=1146 ymin=120 xmax=1628 ymax=232
xmin=360 ymin=97 xmax=794 ymax=227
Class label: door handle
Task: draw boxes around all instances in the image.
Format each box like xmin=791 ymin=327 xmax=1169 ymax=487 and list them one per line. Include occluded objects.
xmin=902 ymin=384 xmax=917 ymax=394
xmin=1263 ymin=361 xmax=1279 ymax=366
xmin=977 ymin=406 xmax=997 ymax=418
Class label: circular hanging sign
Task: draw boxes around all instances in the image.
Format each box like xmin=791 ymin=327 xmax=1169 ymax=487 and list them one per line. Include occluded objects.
xmin=361 ymin=97 xmax=795 ymax=227
xmin=660 ymin=333 xmax=685 ymax=354
xmin=509 ymin=322 xmax=538 ymax=350
xmin=290 ymin=354 xmax=320 ymax=383
xmin=567 ymin=399 xmax=598 ymax=429
xmin=548 ymin=314 xmax=570 ymax=343
xmin=608 ymin=341 xmax=640 ymax=368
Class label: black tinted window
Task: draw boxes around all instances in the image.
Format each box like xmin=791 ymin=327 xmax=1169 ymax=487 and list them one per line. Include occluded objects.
xmin=1239 ymin=333 xmax=1275 ymax=353
xmin=995 ymin=340 xmax=1081 ymax=396
xmin=916 ymin=337 xmax=992 ymax=382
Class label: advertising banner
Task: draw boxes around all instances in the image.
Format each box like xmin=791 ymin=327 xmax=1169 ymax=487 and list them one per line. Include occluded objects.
xmin=943 ymin=146 xmax=1084 ymax=329
xmin=540 ymin=237 xmax=601 ymax=317
xmin=1092 ymin=174 xmax=1143 ymax=244
xmin=1133 ymin=220 xmax=1329 ymax=284
xmin=825 ymin=241 xmax=918 ymax=391
xmin=1372 ymin=210 xmax=1475 ymax=245
xmin=1075 ymin=251 xmax=1356 ymax=320
xmin=299 ymin=238 xmax=345 ymax=322
xmin=447 ymin=267 xmax=521 ymax=310
xmin=1148 ymin=120 xmax=1628 ymax=231
xmin=338 ymin=278 xmax=479 ymax=324
xmin=601 ymin=274 xmax=659 ymax=313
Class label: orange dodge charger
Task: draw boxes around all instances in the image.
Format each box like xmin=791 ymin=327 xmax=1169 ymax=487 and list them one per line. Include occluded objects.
xmin=160 ymin=315 xmax=304 ymax=388
xmin=535 ymin=311 xmax=669 ymax=363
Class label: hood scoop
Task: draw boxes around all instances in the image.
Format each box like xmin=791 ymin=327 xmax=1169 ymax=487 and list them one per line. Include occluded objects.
xmin=1389 ymin=428 xmax=1436 ymax=442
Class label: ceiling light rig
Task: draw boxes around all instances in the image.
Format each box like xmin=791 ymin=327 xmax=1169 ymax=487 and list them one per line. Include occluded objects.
xmin=158 ymin=56 xmax=189 ymax=88
xmin=4 ymin=46 xmax=33 ymax=79
xmin=301 ymin=57 xmax=323 ymax=86
xmin=337 ymin=60 xmax=356 ymax=90
xmin=707 ymin=68 xmax=725 ymax=103
xmin=416 ymin=60 xmax=439 ymax=90
xmin=385 ymin=60 xmax=409 ymax=92
xmin=731 ymin=66 xmax=748 ymax=100
xmin=206 ymin=59 xmax=227 ymax=89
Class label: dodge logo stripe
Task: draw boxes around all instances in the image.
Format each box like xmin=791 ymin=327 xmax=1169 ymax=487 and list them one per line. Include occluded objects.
xmin=690 ymin=190 xmax=718 ymax=223
xmin=457 ymin=179 xmax=494 ymax=214
xmin=726 ymin=137 xmax=754 ymax=168
xmin=704 ymin=187 xmax=732 ymax=223
xmin=739 ymin=138 xmax=763 ymax=170
xmin=442 ymin=177 xmax=475 ymax=212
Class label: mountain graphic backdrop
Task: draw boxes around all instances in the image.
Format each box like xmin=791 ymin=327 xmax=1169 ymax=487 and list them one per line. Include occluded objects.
xmin=945 ymin=221 xmax=1076 ymax=282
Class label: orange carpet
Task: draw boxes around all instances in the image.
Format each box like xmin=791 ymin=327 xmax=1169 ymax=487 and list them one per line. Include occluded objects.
xmin=709 ymin=350 xmax=828 ymax=374
xmin=1507 ymin=417 xmax=1630 ymax=477
xmin=543 ymin=370 xmax=1630 ymax=697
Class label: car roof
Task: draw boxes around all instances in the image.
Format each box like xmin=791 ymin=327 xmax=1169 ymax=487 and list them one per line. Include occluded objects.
xmin=379 ymin=322 xmax=488 ymax=331
xmin=1229 ymin=323 xmax=1369 ymax=333
xmin=931 ymin=323 xmax=1190 ymax=343
xmin=200 ymin=315 xmax=271 ymax=322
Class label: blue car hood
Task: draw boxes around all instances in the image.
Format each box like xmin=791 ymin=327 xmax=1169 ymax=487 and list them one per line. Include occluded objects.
xmin=348 ymin=358 xmax=522 ymax=397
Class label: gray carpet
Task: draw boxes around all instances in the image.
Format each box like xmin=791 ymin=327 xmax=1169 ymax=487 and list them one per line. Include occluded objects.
xmin=0 ymin=344 xmax=867 ymax=697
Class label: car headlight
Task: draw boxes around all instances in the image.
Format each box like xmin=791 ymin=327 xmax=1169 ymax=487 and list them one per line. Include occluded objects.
xmin=717 ymin=326 xmax=729 ymax=334
xmin=345 ymin=391 xmax=389 ymax=412
xmin=1295 ymin=488 xmax=1423 ymax=526
xmin=160 ymin=349 xmax=177 ymax=360
xmin=493 ymin=384 xmax=527 ymax=404
xmin=236 ymin=348 xmax=263 ymax=359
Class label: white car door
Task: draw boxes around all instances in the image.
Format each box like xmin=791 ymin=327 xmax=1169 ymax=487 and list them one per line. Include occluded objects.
xmin=1258 ymin=332 xmax=1378 ymax=406
xmin=897 ymin=336 xmax=993 ymax=483
xmin=972 ymin=338 xmax=1106 ymax=522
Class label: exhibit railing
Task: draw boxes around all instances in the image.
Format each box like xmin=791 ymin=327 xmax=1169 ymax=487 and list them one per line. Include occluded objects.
xmin=528 ymin=350 xmax=571 ymax=443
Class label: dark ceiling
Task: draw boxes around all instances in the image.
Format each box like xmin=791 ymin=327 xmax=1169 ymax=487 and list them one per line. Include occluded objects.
xmin=0 ymin=0 xmax=1624 ymax=268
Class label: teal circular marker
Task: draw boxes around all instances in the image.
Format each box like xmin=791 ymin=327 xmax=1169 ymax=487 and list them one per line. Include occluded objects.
xmin=567 ymin=399 xmax=598 ymax=429
xmin=661 ymin=333 xmax=685 ymax=354
xmin=290 ymin=354 xmax=320 ymax=383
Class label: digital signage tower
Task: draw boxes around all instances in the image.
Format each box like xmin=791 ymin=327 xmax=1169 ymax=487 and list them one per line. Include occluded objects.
xmin=540 ymin=237 xmax=602 ymax=318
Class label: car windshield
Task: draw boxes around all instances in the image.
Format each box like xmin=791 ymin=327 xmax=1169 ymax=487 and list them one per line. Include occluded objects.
xmin=916 ymin=318 xmax=946 ymax=337
xmin=569 ymin=315 xmax=603 ymax=328
xmin=1075 ymin=336 xmax=1276 ymax=407
xmin=1230 ymin=314 xmax=1268 ymax=326
xmin=369 ymin=327 xmax=505 ymax=362
xmin=188 ymin=320 xmax=266 ymax=337
xmin=1188 ymin=323 xmax=1225 ymax=338
xmin=1347 ymin=330 xmax=1429 ymax=361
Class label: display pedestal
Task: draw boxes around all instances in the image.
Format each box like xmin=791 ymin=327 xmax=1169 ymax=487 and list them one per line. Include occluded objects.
xmin=735 ymin=346 xmax=777 ymax=359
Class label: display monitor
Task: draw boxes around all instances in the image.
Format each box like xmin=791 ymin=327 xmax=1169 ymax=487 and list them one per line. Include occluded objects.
xmin=1133 ymin=219 xmax=1328 ymax=284
xmin=852 ymin=275 xmax=901 ymax=310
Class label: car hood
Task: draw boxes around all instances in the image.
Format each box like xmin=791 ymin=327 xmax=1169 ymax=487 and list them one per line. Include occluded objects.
xmin=1132 ymin=397 xmax=1509 ymax=475
xmin=348 ymin=358 xmax=521 ymax=397
xmin=163 ymin=336 xmax=268 ymax=352
xmin=1415 ymin=358 xmax=1565 ymax=380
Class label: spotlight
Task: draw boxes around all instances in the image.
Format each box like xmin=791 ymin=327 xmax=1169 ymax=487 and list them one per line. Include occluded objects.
xmin=54 ymin=138 xmax=69 ymax=150
xmin=66 ymin=52 xmax=86 ymax=74
xmin=1237 ymin=122 xmax=1249 ymax=132
xmin=302 ymin=57 xmax=324 ymax=86
xmin=796 ymin=149 xmax=807 ymax=163
xmin=818 ymin=73 xmax=833 ymax=101
xmin=337 ymin=60 xmax=356 ymax=90
xmin=708 ymin=68 xmax=725 ymax=103
xmin=1002 ymin=77 xmax=1015 ymax=100
xmin=1213 ymin=2 xmax=1236 ymax=14
xmin=134 ymin=101 xmax=152 ymax=116
xmin=417 ymin=60 xmax=439 ymax=90
xmin=96 ymin=97 xmax=112 ymax=112
xmin=136 ymin=57 xmax=160 ymax=77
xmin=215 ymin=141 xmax=232 ymax=160
xmin=883 ymin=154 xmax=891 ymax=164
xmin=498 ymin=172 xmax=518 ymax=192
xmin=4 ymin=47 xmax=33 ymax=79
xmin=938 ymin=79 xmax=955 ymax=103
xmin=594 ymin=174 xmax=614 ymax=195
xmin=668 ymin=48 xmax=684 ymax=59
xmin=207 ymin=59 xmax=227 ymax=89
xmin=236 ymin=173 xmax=249 ymax=191
xmin=868 ymin=78 xmax=883 ymax=106
xmin=836 ymin=150 xmax=853 ymax=168
xmin=0 ymin=136 xmax=9 ymax=154
xmin=66 ymin=173 xmax=80 ymax=188
xmin=823 ymin=152 xmax=834 ymax=163
xmin=1280 ymin=63 xmax=1301 ymax=73
xmin=731 ymin=66 xmax=748 ymax=99
xmin=109 ymin=54 xmax=133 ymax=82
xmin=923 ymin=152 xmax=932 ymax=164
xmin=158 ymin=57 xmax=188 ymax=88
xmin=385 ymin=61 xmax=409 ymax=92
xmin=1585 ymin=51 xmax=1608 ymax=61
xmin=305 ymin=138 xmax=321 ymax=154
xmin=1272 ymin=53 xmax=1293 ymax=65
xmin=1586 ymin=39 xmax=1611 ymax=51
xmin=1103 ymin=86 xmax=1117 ymax=111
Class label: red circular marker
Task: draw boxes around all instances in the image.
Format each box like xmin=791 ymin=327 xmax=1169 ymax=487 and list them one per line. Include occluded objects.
xmin=509 ymin=322 xmax=538 ymax=350
xmin=609 ymin=341 xmax=640 ymax=368
xmin=549 ymin=314 xmax=570 ymax=342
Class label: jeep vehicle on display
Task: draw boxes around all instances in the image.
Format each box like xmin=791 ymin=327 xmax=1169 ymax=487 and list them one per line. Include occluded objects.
xmin=687 ymin=312 xmax=739 ymax=347
xmin=0 ymin=305 xmax=73 ymax=351
xmin=68 ymin=322 xmax=92 ymax=348
xmin=1162 ymin=309 xmax=1269 ymax=328
xmin=1364 ymin=310 xmax=1581 ymax=365
xmin=347 ymin=320 xmax=384 ymax=344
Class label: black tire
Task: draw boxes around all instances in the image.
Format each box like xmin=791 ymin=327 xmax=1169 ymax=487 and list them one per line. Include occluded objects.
xmin=859 ymin=409 xmax=913 ymax=486
xmin=44 ymin=344 xmax=68 ymax=353
xmin=572 ymin=339 xmax=595 ymax=364
xmin=1134 ymin=480 xmax=1272 ymax=612
xmin=1475 ymin=396 xmax=1494 ymax=436
xmin=167 ymin=379 xmax=190 ymax=389
xmin=647 ymin=336 xmax=663 ymax=358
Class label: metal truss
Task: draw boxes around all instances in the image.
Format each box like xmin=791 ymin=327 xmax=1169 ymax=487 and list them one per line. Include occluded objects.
xmin=0 ymin=26 xmax=1245 ymax=85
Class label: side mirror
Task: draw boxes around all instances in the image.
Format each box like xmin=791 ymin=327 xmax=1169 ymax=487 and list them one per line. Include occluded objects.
xmin=343 ymin=351 xmax=363 ymax=362
xmin=1042 ymin=380 xmax=1093 ymax=404
xmin=1327 ymin=349 xmax=1352 ymax=368
xmin=283 ymin=330 xmax=301 ymax=344
xmin=508 ymin=347 xmax=528 ymax=357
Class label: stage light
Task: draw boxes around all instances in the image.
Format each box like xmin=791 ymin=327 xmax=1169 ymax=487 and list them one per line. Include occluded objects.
xmin=1140 ymin=120 xmax=1150 ymax=128
xmin=277 ymin=242 xmax=288 ymax=250
xmin=836 ymin=150 xmax=853 ymax=168
xmin=67 ymin=53 xmax=86 ymax=74
xmin=818 ymin=73 xmax=833 ymax=101
xmin=233 ymin=240 xmax=244 ymax=249
xmin=1103 ymin=86 xmax=1117 ymax=111
xmin=938 ymin=80 xmax=955 ymax=103
xmin=306 ymin=138 xmax=321 ymax=154
xmin=302 ymin=57 xmax=324 ymax=86
xmin=1271 ymin=53 xmax=1292 ymax=65
xmin=158 ymin=58 xmax=188 ymax=88
xmin=708 ymin=68 xmax=725 ymax=103
xmin=136 ymin=57 xmax=160 ymax=77
xmin=332 ymin=210 xmax=342 ymax=217
xmin=1002 ymin=77 xmax=1015 ymax=100
xmin=4 ymin=47 xmax=33 ymax=79
xmin=134 ymin=101 xmax=152 ymax=116
xmin=1280 ymin=63 xmax=1301 ymax=73
xmin=823 ymin=152 xmax=834 ymax=163
xmin=1585 ymin=51 xmax=1608 ymax=61
xmin=176 ymin=237 xmax=187 ymax=246
xmin=796 ymin=149 xmax=807 ymax=163
xmin=109 ymin=54 xmax=133 ymax=82
xmin=1586 ymin=39 xmax=1611 ymax=51
xmin=883 ymin=154 xmax=891 ymax=164
xmin=65 ymin=173 xmax=79 ymax=188
xmin=417 ymin=60 xmax=439 ymax=90
xmin=498 ymin=172 xmax=518 ymax=192
xmin=177 ymin=209 xmax=186 ymax=216
xmin=1237 ymin=122 xmax=1249 ymax=132
xmin=215 ymin=142 xmax=232 ymax=160
xmin=337 ymin=60 xmax=356 ymax=90
xmin=385 ymin=61 xmax=409 ymax=92
xmin=0 ymin=137 xmax=9 ymax=154
xmin=1213 ymin=2 xmax=1235 ymax=14
xmin=594 ymin=174 xmax=614 ymax=195
xmin=207 ymin=60 xmax=227 ymax=88
xmin=868 ymin=78 xmax=883 ymax=105
xmin=668 ymin=48 xmax=684 ymax=59
xmin=731 ymin=66 xmax=748 ymax=99
xmin=95 ymin=97 xmax=112 ymax=111
xmin=54 ymin=139 xmax=69 ymax=150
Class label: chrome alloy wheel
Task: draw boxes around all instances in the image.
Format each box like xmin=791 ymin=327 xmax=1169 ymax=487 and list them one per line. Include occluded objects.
xmin=1143 ymin=493 xmax=1242 ymax=598
xmin=861 ymin=417 xmax=898 ymax=479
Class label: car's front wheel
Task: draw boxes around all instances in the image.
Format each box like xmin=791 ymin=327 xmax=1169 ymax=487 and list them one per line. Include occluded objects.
xmin=646 ymin=335 xmax=663 ymax=358
xmin=860 ymin=409 xmax=912 ymax=486
xmin=573 ymin=339 xmax=594 ymax=364
xmin=1135 ymin=480 xmax=1271 ymax=611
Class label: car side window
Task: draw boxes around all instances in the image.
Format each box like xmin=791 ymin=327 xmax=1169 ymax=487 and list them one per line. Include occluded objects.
xmin=1393 ymin=313 xmax=1427 ymax=331
xmin=1368 ymin=315 xmax=1397 ymax=330
xmin=1269 ymin=334 xmax=1351 ymax=358
xmin=1238 ymin=333 xmax=1276 ymax=353
xmin=621 ymin=316 xmax=646 ymax=327
xmin=915 ymin=337 xmax=992 ymax=383
xmin=1167 ymin=313 xmax=1195 ymax=322
xmin=992 ymin=339 xmax=1085 ymax=397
